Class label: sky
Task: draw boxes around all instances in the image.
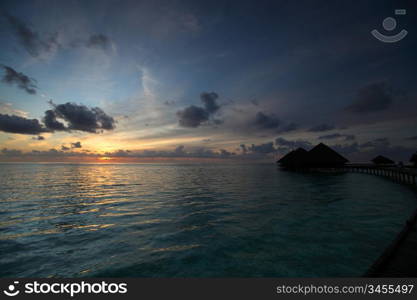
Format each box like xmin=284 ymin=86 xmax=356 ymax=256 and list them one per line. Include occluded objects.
xmin=0 ymin=0 xmax=416 ymax=163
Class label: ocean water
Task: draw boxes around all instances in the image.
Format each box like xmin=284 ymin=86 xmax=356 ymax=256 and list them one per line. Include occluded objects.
xmin=0 ymin=163 xmax=416 ymax=278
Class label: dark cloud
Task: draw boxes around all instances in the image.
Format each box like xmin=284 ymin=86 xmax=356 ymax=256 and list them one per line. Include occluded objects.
xmin=1 ymin=102 xmax=115 ymax=135
xmin=174 ymin=145 xmax=185 ymax=155
xmin=32 ymin=135 xmax=45 ymax=140
xmin=71 ymin=141 xmax=82 ymax=148
xmin=275 ymin=137 xmax=312 ymax=149
xmin=43 ymin=110 xmax=66 ymax=131
xmin=44 ymin=102 xmax=116 ymax=133
xmin=1 ymin=148 xmax=22 ymax=156
xmin=61 ymin=145 xmax=70 ymax=151
xmin=332 ymin=138 xmax=415 ymax=162
xmin=254 ymin=112 xmax=281 ymax=129
xmin=0 ymin=113 xmax=46 ymax=135
xmin=346 ymin=82 xmax=393 ymax=114
xmin=86 ymin=34 xmax=110 ymax=50
xmin=405 ymin=136 xmax=417 ymax=141
xmin=177 ymin=105 xmax=209 ymax=127
xmin=177 ymin=92 xmax=222 ymax=128
xmin=104 ymin=146 xmax=236 ymax=159
xmin=200 ymin=92 xmax=220 ymax=114
xmin=105 ymin=149 xmax=131 ymax=157
xmin=251 ymin=111 xmax=297 ymax=133
xmin=249 ymin=142 xmax=276 ymax=154
xmin=5 ymin=14 xmax=59 ymax=57
xmin=307 ymin=123 xmax=335 ymax=132
xmin=219 ymin=149 xmax=235 ymax=157
xmin=1 ymin=65 xmax=37 ymax=94
xmin=318 ymin=133 xmax=355 ymax=141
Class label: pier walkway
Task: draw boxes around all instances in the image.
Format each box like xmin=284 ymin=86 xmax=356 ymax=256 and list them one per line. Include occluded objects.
xmin=344 ymin=164 xmax=417 ymax=187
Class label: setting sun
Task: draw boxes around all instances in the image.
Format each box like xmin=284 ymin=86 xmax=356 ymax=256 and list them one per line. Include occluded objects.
xmin=99 ymin=157 xmax=113 ymax=161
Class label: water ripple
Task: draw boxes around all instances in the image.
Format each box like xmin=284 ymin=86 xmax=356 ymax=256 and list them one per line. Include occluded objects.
xmin=0 ymin=163 xmax=416 ymax=277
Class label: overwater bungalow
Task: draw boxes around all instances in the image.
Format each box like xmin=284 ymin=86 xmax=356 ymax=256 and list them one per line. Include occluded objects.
xmin=277 ymin=147 xmax=309 ymax=168
xmin=277 ymin=143 xmax=349 ymax=170
xmin=411 ymin=153 xmax=417 ymax=168
xmin=372 ymin=155 xmax=395 ymax=165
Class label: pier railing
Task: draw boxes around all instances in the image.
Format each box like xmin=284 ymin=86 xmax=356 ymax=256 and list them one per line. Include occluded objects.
xmin=343 ymin=164 xmax=417 ymax=187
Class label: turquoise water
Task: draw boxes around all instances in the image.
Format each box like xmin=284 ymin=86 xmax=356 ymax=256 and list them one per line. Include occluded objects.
xmin=0 ymin=163 xmax=416 ymax=277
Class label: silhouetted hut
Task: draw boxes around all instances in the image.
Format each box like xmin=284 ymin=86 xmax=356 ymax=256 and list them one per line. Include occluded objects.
xmin=372 ymin=155 xmax=395 ymax=165
xmin=277 ymin=143 xmax=349 ymax=169
xmin=410 ymin=153 xmax=417 ymax=168
xmin=277 ymin=147 xmax=308 ymax=168
xmin=306 ymin=143 xmax=349 ymax=167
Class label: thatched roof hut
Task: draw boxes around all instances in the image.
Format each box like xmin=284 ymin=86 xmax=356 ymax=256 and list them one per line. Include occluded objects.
xmin=277 ymin=147 xmax=308 ymax=167
xmin=372 ymin=155 xmax=394 ymax=165
xmin=306 ymin=143 xmax=349 ymax=167
xmin=277 ymin=143 xmax=349 ymax=168
xmin=410 ymin=153 xmax=417 ymax=167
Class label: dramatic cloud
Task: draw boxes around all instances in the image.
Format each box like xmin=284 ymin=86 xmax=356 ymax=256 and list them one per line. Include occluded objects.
xmin=177 ymin=105 xmax=209 ymax=127
xmin=318 ymin=133 xmax=355 ymax=141
xmin=71 ymin=141 xmax=82 ymax=148
xmin=200 ymin=92 xmax=220 ymax=114
xmin=5 ymin=14 xmax=59 ymax=57
xmin=43 ymin=110 xmax=66 ymax=131
xmin=346 ymin=82 xmax=393 ymax=114
xmin=44 ymin=102 xmax=116 ymax=133
xmin=86 ymin=34 xmax=110 ymax=50
xmin=0 ymin=102 xmax=115 ymax=135
xmin=1 ymin=65 xmax=37 ymax=94
xmin=308 ymin=123 xmax=335 ymax=132
xmin=61 ymin=145 xmax=70 ymax=151
xmin=0 ymin=113 xmax=46 ymax=135
xmin=177 ymin=92 xmax=221 ymax=128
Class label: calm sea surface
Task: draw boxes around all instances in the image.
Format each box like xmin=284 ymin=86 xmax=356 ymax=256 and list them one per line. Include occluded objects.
xmin=0 ymin=163 xmax=416 ymax=277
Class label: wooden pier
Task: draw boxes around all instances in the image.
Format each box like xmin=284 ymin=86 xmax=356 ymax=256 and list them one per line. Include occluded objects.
xmin=277 ymin=143 xmax=417 ymax=277
xmin=344 ymin=164 xmax=417 ymax=187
